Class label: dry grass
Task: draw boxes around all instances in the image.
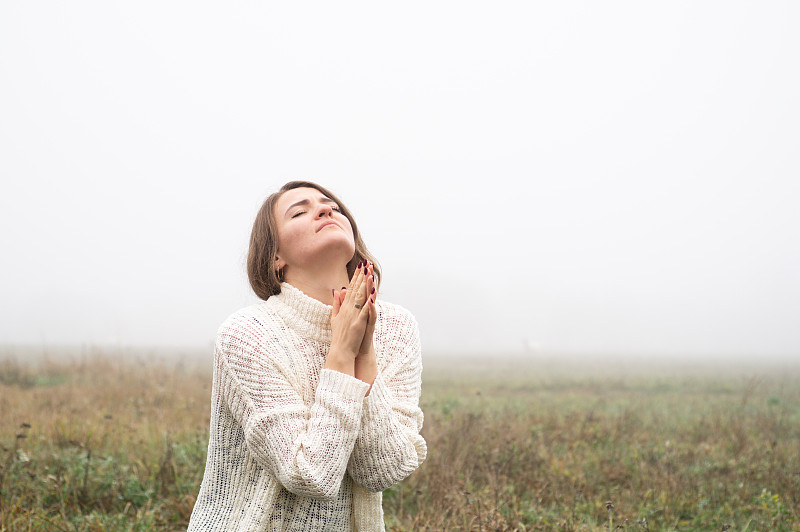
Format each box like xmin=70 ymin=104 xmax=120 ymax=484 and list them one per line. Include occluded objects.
xmin=1 ymin=350 xmax=209 ymax=531
xmin=385 ymin=357 xmax=800 ymax=531
xmin=1 ymin=350 xmax=799 ymax=531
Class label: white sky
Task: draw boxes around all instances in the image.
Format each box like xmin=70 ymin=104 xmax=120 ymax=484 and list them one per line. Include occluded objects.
xmin=1 ymin=1 xmax=798 ymax=359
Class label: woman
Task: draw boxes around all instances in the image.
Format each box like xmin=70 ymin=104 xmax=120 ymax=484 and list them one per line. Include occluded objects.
xmin=188 ymin=181 xmax=427 ymax=531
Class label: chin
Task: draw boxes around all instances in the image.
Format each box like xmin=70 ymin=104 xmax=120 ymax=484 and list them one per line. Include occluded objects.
xmin=316 ymin=237 xmax=355 ymax=262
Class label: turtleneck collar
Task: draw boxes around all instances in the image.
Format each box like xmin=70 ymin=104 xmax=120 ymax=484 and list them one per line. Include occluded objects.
xmin=266 ymin=282 xmax=333 ymax=344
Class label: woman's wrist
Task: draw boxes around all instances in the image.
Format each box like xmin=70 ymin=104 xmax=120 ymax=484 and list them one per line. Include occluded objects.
xmin=325 ymin=346 xmax=356 ymax=377
xmin=354 ymin=348 xmax=377 ymax=392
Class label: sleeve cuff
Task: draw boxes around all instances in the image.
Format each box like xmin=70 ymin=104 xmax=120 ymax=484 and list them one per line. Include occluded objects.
xmin=318 ymin=368 xmax=371 ymax=400
xmin=361 ymin=371 xmax=393 ymax=420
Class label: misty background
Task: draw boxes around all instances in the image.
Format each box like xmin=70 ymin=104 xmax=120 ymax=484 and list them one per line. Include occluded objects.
xmin=1 ymin=2 xmax=798 ymax=361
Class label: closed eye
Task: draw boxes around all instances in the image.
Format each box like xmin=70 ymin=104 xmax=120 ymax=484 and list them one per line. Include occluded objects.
xmin=290 ymin=204 xmax=339 ymax=219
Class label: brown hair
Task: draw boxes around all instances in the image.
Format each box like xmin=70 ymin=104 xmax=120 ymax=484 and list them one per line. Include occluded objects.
xmin=247 ymin=181 xmax=381 ymax=300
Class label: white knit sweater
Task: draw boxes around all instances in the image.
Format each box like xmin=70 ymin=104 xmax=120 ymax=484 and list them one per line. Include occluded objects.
xmin=188 ymin=282 xmax=427 ymax=531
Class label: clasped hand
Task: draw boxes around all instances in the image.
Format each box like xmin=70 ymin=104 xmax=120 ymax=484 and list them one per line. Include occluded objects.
xmin=329 ymin=260 xmax=377 ymax=362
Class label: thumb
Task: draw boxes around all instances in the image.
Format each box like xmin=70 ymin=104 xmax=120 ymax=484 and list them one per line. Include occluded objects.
xmin=332 ymin=289 xmax=342 ymax=317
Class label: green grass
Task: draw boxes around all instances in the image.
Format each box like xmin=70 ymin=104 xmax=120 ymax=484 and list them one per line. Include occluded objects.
xmin=1 ymin=353 xmax=799 ymax=530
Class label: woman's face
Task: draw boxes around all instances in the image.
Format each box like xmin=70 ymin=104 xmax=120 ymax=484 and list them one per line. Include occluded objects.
xmin=273 ymin=187 xmax=356 ymax=272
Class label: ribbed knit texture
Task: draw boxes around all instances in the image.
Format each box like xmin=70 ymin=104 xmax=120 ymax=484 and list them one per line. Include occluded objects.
xmin=188 ymin=283 xmax=427 ymax=531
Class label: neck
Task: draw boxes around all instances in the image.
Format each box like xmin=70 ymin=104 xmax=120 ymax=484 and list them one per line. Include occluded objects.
xmin=284 ymin=265 xmax=350 ymax=305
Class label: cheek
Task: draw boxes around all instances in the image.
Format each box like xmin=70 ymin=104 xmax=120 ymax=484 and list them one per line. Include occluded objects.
xmin=343 ymin=224 xmax=356 ymax=246
xmin=342 ymin=219 xmax=355 ymax=239
xmin=276 ymin=224 xmax=305 ymax=257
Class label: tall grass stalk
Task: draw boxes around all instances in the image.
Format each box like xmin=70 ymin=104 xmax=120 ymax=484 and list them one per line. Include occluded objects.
xmin=2 ymin=352 xmax=799 ymax=531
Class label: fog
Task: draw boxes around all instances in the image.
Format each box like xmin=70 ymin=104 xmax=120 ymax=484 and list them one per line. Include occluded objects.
xmin=2 ymin=2 xmax=798 ymax=361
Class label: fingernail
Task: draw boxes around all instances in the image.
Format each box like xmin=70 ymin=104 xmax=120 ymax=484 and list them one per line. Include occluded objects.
xmin=370 ymin=297 xmax=374 ymax=304
xmin=342 ymin=286 xmax=346 ymax=290
xmin=371 ymin=287 xmax=375 ymax=294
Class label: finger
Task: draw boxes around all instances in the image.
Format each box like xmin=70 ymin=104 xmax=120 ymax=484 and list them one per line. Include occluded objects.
xmin=336 ymin=289 xmax=348 ymax=314
xmin=344 ymin=262 xmax=362 ymax=303
xmin=332 ymin=289 xmax=341 ymax=316
xmin=361 ymin=260 xmax=373 ymax=291
xmin=358 ymin=294 xmax=372 ymax=322
xmin=360 ymin=263 xmax=374 ymax=310
xmin=366 ymin=295 xmax=377 ymax=327
xmin=349 ymin=262 xmax=366 ymax=304
xmin=356 ymin=274 xmax=367 ymax=307
xmin=365 ymin=263 xmax=375 ymax=299
xmin=354 ymin=265 xmax=370 ymax=315
xmin=361 ymin=295 xmax=376 ymax=330
xmin=348 ymin=260 xmax=365 ymax=291
xmin=353 ymin=282 xmax=368 ymax=312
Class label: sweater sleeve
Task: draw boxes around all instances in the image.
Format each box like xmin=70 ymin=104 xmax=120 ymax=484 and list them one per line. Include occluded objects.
xmin=216 ymin=315 xmax=370 ymax=500
xmin=346 ymin=306 xmax=427 ymax=492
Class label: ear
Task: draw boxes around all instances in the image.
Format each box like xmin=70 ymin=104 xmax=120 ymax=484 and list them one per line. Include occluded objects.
xmin=274 ymin=255 xmax=286 ymax=270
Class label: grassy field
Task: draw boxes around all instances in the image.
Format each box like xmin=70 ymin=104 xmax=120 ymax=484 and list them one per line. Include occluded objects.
xmin=1 ymin=350 xmax=798 ymax=531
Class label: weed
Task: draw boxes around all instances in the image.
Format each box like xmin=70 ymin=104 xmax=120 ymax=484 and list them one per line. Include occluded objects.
xmin=2 ymin=353 xmax=800 ymax=530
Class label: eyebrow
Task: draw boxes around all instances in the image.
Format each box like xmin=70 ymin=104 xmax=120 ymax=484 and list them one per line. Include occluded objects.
xmin=284 ymin=196 xmax=337 ymax=217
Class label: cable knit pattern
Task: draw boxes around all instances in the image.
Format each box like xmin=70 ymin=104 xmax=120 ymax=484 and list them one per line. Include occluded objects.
xmin=188 ymin=283 xmax=426 ymax=531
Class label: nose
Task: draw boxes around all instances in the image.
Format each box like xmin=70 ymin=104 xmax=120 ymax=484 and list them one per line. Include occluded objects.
xmin=316 ymin=203 xmax=333 ymax=218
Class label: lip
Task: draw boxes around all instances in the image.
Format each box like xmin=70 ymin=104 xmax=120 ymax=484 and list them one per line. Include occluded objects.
xmin=316 ymin=220 xmax=340 ymax=232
